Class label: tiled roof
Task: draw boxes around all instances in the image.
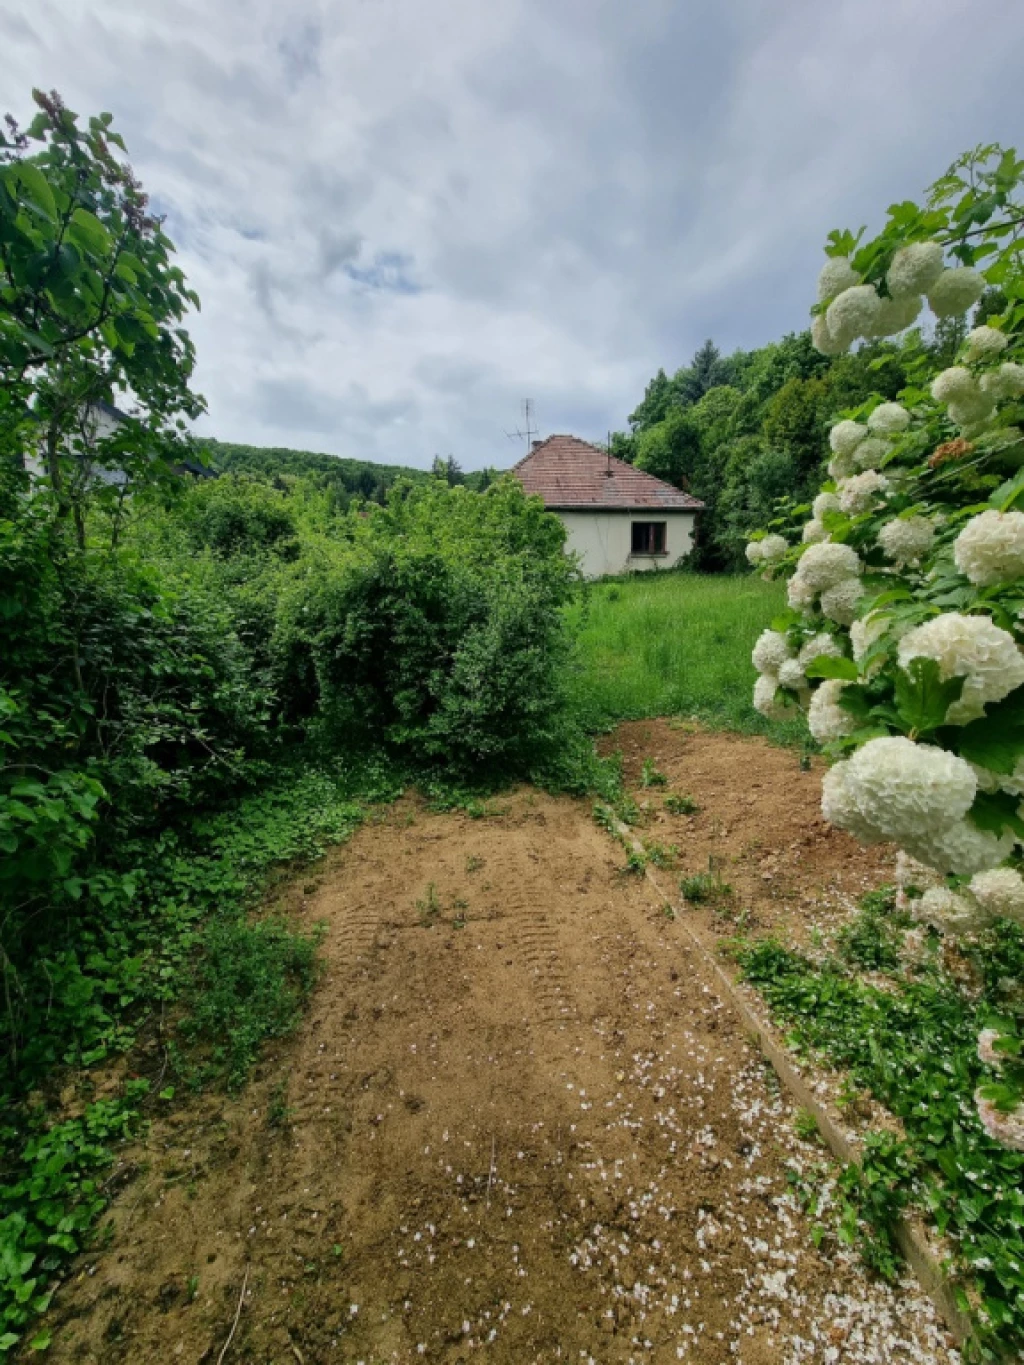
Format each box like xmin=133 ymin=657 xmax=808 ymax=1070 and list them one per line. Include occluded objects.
xmin=512 ymin=435 xmax=704 ymax=511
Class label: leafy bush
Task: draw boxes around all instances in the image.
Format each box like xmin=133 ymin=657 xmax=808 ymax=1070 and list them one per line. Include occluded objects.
xmin=271 ymin=478 xmax=577 ymax=775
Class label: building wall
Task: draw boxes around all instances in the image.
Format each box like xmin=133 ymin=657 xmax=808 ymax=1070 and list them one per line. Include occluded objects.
xmin=557 ymin=510 xmax=697 ymax=579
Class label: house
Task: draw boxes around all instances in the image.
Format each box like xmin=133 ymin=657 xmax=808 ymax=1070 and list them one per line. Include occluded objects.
xmin=512 ymin=434 xmax=703 ymax=579
xmin=27 ymin=399 xmax=216 ymax=485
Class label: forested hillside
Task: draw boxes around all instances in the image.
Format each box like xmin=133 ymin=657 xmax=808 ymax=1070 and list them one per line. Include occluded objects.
xmin=202 ymin=439 xmax=499 ymax=506
xmin=608 ymin=313 xmax=991 ymax=569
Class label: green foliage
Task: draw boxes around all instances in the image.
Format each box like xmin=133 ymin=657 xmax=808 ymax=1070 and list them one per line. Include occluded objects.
xmin=177 ymin=916 xmax=323 ymax=1090
xmin=620 ymin=331 xmax=907 ymax=570
xmin=202 ymin=438 xmax=426 ymax=508
xmin=0 ymin=1091 xmax=146 ymax=1351
xmin=640 ymin=758 xmax=667 ymax=787
xmin=738 ymin=908 xmax=1024 ymax=1359
xmin=663 ymin=792 xmax=699 ymax=815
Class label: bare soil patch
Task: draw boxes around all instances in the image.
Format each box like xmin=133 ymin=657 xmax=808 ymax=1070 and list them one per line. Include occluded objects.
xmin=37 ymin=730 xmax=954 ymax=1364
xmin=602 ymin=719 xmax=900 ymax=951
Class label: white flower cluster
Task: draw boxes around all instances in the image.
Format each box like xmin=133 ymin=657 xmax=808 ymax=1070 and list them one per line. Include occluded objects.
xmin=812 ymin=242 xmax=985 ymax=356
xmin=821 ymin=736 xmax=1013 ymax=875
xmin=954 ymin=509 xmax=1024 ymax=587
xmin=878 ymin=515 xmax=935 ymax=565
xmin=838 ymin=469 xmax=889 ymax=516
xmin=750 ymin=236 xmax=1024 ymax=892
xmin=807 ymin=678 xmax=855 ymax=743
xmin=750 ymin=628 xmax=811 ymax=719
xmin=970 ymin=866 xmax=1024 ymax=923
xmin=745 ymin=534 xmax=788 ymax=568
xmin=897 ymin=612 xmax=1024 ymax=725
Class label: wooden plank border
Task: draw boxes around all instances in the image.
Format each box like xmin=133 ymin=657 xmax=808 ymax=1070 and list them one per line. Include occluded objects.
xmin=611 ymin=815 xmax=976 ymax=1349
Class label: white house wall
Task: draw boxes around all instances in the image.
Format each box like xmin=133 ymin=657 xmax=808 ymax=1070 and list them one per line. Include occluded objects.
xmin=557 ymin=511 xmax=697 ymax=579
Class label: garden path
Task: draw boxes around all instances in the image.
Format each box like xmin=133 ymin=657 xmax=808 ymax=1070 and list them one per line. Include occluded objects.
xmin=40 ymin=726 xmax=957 ymax=1364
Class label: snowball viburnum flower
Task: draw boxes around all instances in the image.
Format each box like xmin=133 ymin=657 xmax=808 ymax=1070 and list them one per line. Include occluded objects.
xmin=980 ymin=362 xmax=1024 ymax=402
xmin=816 ymin=257 xmax=860 ymax=302
xmin=752 ymin=629 xmax=792 ymax=675
xmin=850 ymin=436 xmax=892 ymax=472
xmin=928 ymin=267 xmax=986 ymax=318
xmin=745 ymin=541 xmax=765 ymax=565
xmin=867 ymin=403 xmax=911 ymax=436
xmin=798 ymin=632 xmax=842 ymax=669
xmin=931 ymin=366 xmax=979 ymax=405
xmin=819 ymin=577 xmax=864 ymax=626
xmin=897 ymin=612 xmax=1024 ymax=724
xmin=901 ymin=819 xmax=1015 ymax=878
xmin=753 ymin=673 xmax=788 ymax=720
xmin=758 ymin=534 xmax=789 ymax=562
xmin=813 ymin=492 xmax=841 ymax=520
xmin=867 ymin=293 xmax=922 ymax=338
xmin=954 ymin=509 xmax=1024 ymax=586
xmin=886 ymin=241 xmax=944 ymax=299
xmin=778 ymin=658 xmax=806 ymax=690
xmin=963 ymin=326 xmax=1009 ymax=364
xmin=796 ymin=542 xmax=862 ymax=591
xmin=802 ymin=519 xmax=828 ymax=544
xmin=829 ymin=420 xmax=868 ymax=458
xmin=821 ymin=736 xmax=977 ymax=848
xmin=807 ymin=679 xmax=855 ymax=743
xmin=969 ymin=867 xmax=1024 ymax=924
xmin=947 ymin=393 xmax=996 ymax=429
xmin=915 ymin=885 xmax=988 ymax=933
xmin=851 ymin=614 xmax=886 ymax=664
xmin=788 ymin=575 xmax=816 ymax=611
xmin=811 ymin=314 xmax=847 ymax=357
xmin=839 ymin=470 xmax=889 ymax=516
xmin=878 ymin=515 xmax=935 ymax=564
xmin=975 ymin=1092 xmax=1024 ymax=1153
xmin=826 ymin=285 xmax=882 ymax=345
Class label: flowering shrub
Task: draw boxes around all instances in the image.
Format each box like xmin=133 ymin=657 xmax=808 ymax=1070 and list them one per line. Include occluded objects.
xmin=746 ymin=145 xmax=1024 ymax=1145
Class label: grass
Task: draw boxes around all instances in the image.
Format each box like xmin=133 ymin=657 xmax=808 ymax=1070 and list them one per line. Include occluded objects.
xmin=567 ymin=570 xmax=806 ymax=742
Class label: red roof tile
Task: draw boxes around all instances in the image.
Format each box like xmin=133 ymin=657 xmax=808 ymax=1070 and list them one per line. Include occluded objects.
xmin=512 ymin=435 xmax=704 ymax=511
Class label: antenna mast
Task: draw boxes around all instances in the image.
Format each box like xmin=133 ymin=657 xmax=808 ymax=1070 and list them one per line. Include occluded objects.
xmin=505 ymin=398 xmax=539 ymax=455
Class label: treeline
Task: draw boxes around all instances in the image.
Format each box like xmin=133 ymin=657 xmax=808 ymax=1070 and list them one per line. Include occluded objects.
xmin=203 ymin=439 xmax=500 ymax=507
xmin=609 ymin=316 xmax=979 ymax=569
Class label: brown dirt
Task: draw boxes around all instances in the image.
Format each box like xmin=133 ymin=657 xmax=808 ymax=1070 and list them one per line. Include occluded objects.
xmin=602 ymin=719 xmax=901 ymax=951
xmin=37 ymin=727 xmax=955 ymax=1365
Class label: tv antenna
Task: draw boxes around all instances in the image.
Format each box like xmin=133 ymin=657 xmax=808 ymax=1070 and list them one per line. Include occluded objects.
xmin=505 ymin=398 xmax=539 ymax=454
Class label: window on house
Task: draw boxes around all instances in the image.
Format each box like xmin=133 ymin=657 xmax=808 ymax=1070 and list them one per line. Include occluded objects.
xmin=631 ymin=521 xmax=667 ymax=555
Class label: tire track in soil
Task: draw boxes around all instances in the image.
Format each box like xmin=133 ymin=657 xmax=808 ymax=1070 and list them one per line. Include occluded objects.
xmin=35 ymin=788 xmax=959 ymax=1365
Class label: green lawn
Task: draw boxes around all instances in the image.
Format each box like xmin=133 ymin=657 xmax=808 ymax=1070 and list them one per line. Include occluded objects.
xmin=567 ymin=570 xmax=806 ymax=744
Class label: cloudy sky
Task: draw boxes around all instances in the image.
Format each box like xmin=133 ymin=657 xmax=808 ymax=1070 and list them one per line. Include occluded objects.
xmin=4 ymin=0 xmax=1023 ymax=470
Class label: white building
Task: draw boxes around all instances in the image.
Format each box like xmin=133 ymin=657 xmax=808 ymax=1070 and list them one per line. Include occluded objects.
xmin=513 ymin=434 xmax=703 ymax=579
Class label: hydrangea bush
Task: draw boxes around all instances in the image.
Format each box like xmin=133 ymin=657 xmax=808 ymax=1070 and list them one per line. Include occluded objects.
xmin=746 ymin=145 xmax=1024 ymax=1144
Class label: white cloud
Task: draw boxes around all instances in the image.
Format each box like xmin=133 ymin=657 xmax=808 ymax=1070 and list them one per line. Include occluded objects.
xmin=4 ymin=0 xmax=1024 ymax=467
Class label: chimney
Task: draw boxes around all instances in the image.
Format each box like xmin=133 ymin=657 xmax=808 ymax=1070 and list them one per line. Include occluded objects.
xmin=531 ymin=439 xmax=542 ymax=450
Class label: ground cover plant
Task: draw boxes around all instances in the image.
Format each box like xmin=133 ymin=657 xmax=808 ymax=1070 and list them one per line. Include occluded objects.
xmin=737 ymin=889 xmax=1024 ymax=1360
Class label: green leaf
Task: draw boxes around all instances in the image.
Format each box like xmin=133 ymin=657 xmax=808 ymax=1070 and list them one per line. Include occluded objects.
xmin=954 ymin=687 xmax=1024 ymax=774
xmin=13 ymin=162 xmax=56 ymax=220
xmin=805 ymin=656 xmax=859 ymax=682
xmin=29 ymin=1329 xmax=52 ymax=1352
xmin=990 ymin=467 xmax=1024 ymax=512
xmin=968 ymin=790 xmax=1024 ymax=841
xmin=894 ymin=658 xmax=964 ymax=735
xmin=67 ymin=208 xmax=111 ymax=256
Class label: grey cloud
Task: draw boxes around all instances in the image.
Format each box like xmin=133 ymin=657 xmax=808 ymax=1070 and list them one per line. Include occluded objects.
xmin=4 ymin=0 xmax=1024 ymax=469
